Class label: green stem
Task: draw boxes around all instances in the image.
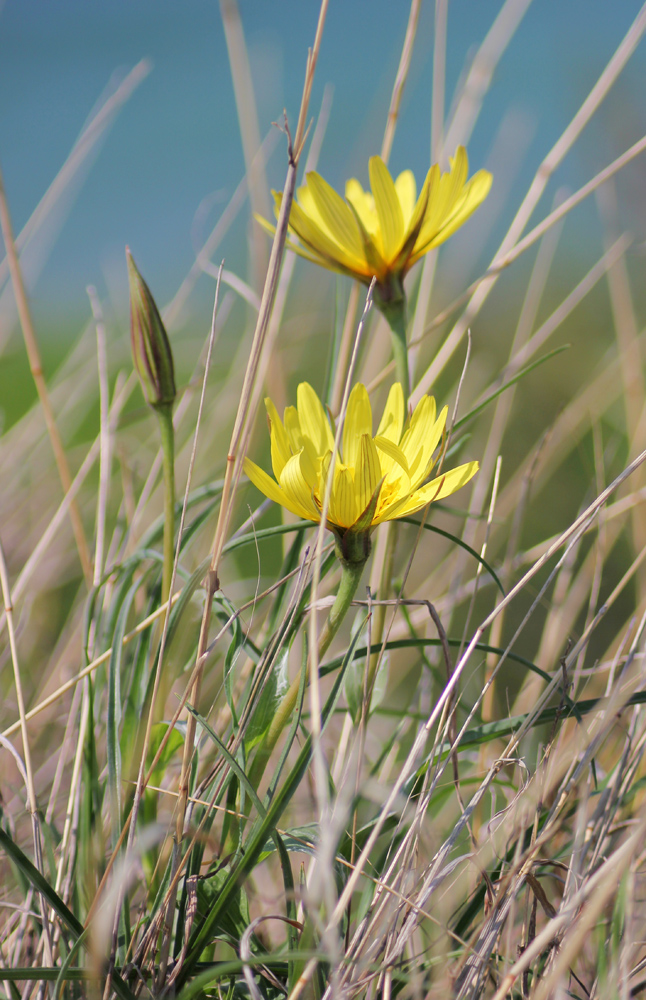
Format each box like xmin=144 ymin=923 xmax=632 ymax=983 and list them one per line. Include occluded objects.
xmin=249 ymin=555 xmax=366 ymax=789
xmin=373 ymin=283 xmax=409 ymax=402
xmin=156 ymin=403 xmax=175 ymax=605
xmin=317 ymin=556 xmax=366 ymax=660
xmin=389 ymin=319 xmax=409 ymax=404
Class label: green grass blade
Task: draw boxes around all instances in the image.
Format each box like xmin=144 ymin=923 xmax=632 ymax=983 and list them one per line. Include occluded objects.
xmin=176 ymin=624 xmax=363 ymax=983
xmin=0 ymin=825 xmax=84 ymax=937
xmin=452 ymin=345 xmax=571 ymax=432
xmin=320 ymin=637 xmax=556 ymax=692
xmin=400 ymin=518 xmax=505 ymax=594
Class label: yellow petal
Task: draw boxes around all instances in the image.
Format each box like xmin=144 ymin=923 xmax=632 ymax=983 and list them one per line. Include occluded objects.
xmin=392 ymin=165 xmax=434 ymax=274
xmin=400 ymin=396 xmax=438 ymax=480
xmin=284 ymin=406 xmax=304 ymax=453
xmin=374 ymin=435 xmax=410 ymax=478
xmin=299 ymin=442 xmax=319 ymax=491
xmin=413 ymin=169 xmax=456 ymax=252
xmin=329 ymin=463 xmax=357 ymax=529
xmin=423 ymin=169 xmax=493 ymax=251
xmin=405 ymin=164 xmax=439 ymax=241
xmin=411 ymin=148 xmax=492 ymax=261
xmin=414 ymin=149 xmax=469 ymax=251
xmin=369 ymin=156 xmax=404 ymax=262
xmin=297 ymin=382 xmax=335 ymax=456
xmin=394 ymin=170 xmax=417 ymax=227
xmin=375 ymin=382 xmax=404 ymax=443
xmin=257 ymin=211 xmax=349 ymax=271
xmin=347 ymin=203 xmax=389 ymax=282
xmin=317 ymin=449 xmax=331 ymax=512
xmin=343 ymin=383 xmax=373 ymax=468
xmin=305 ymin=172 xmax=367 ymax=263
xmin=412 ymin=404 xmax=447 ymax=488
xmin=412 ymin=181 xmax=492 ymax=262
xmin=389 ymin=461 xmax=479 ymax=518
xmin=244 ymin=457 xmax=314 ymax=521
xmin=449 ymin=145 xmax=469 ymax=190
xmin=296 ymin=182 xmax=328 ymax=232
xmin=374 ymin=473 xmax=411 ymax=521
xmin=265 ymin=397 xmax=291 ymax=480
xmin=354 ymin=433 xmax=381 ymax=517
xmin=301 ymin=434 xmax=321 ymax=478
xmin=345 ymin=178 xmax=378 ymax=235
xmin=279 ymin=452 xmax=321 ymax=521
xmin=289 ymin=198 xmax=369 ymax=275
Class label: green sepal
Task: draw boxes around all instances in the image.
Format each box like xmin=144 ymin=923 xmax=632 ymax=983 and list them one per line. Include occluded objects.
xmin=333 ymin=477 xmax=384 ymax=566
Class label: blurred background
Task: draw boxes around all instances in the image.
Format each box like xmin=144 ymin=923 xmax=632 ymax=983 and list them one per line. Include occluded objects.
xmin=1 ymin=1 xmax=646 ymax=406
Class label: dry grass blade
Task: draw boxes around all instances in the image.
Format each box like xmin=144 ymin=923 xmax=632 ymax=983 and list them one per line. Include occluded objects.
xmin=0 ymin=540 xmax=53 ymax=966
xmin=0 ymin=164 xmax=92 ymax=583
xmin=381 ymin=0 xmax=421 ymax=165
xmin=413 ymin=4 xmax=646 ymax=400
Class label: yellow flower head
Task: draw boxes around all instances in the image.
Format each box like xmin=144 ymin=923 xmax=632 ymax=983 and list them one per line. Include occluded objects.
xmin=260 ymin=147 xmax=492 ymax=300
xmin=244 ymin=382 xmax=478 ymax=563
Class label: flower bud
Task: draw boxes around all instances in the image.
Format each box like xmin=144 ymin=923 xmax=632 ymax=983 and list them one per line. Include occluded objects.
xmin=126 ymin=248 xmax=176 ymax=410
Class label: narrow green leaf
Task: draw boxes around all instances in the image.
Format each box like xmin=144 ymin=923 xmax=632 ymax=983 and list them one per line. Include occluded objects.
xmin=266 ymin=635 xmax=310 ymax=801
xmin=177 ymin=625 xmax=363 ymax=983
xmin=0 ymin=826 xmax=84 ymax=938
xmin=400 ymin=517 xmax=505 ymax=594
xmin=244 ymin=646 xmax=290 ymax=751
xmin=186 ymin=707 xmax=268 ymax=823
xmin=453 ymin=345 xmax=570 ymax=432
xmin=0 ymin=830 xmax=136 ymax=999
xmin=0 ymin=970 xmax=98 ymax=983
xmin=173 ymin=952 xmax=325 ymax=1000
xmin=320 ymin=637 xmax=557 ymax=695
xmin=107 ymin=578 xmax=145 ymax=841
xmin=222 ymin=520 xmax=313 ymax=555
xmin=267 ymin=526 xmax=307 ymax=633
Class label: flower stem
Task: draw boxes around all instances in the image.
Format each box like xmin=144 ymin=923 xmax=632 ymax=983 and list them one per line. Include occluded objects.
xmin=249 ymin=555 xmax=366 ymax=789
xmin=317 ymin=555 xmax=366 ymax=660
xmin=389 ymin=317 xmax=410 ymax=403
xmin=373 ymin=283 xmax=409 ymax=402
xmin=156 ymin=403 xmax=175 ymax=605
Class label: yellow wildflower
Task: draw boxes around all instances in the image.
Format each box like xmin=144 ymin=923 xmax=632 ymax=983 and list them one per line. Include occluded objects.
xmin=260 ymin=147 xmax=491 ymax=298
xmin=244 ymin=381 xmax=478 ymax=562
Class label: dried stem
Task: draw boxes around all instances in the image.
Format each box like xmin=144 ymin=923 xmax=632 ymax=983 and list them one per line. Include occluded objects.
xmin=380 ymin=0 xmax=421 ymax=165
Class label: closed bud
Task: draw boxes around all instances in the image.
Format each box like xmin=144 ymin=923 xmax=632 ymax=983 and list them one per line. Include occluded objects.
xmin=126 ymin=248 xmax=176 ymax=410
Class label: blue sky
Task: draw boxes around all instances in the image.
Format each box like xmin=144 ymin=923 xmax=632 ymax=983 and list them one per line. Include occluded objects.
xmin=1 ymin=1 xmax=645 ymax=320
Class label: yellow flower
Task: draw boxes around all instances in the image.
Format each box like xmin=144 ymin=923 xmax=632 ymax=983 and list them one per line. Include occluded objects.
xmin=244 ymin=381 xmax=478 ymax=561
xmin=259 ymin=147 xmax=492 ymax=295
